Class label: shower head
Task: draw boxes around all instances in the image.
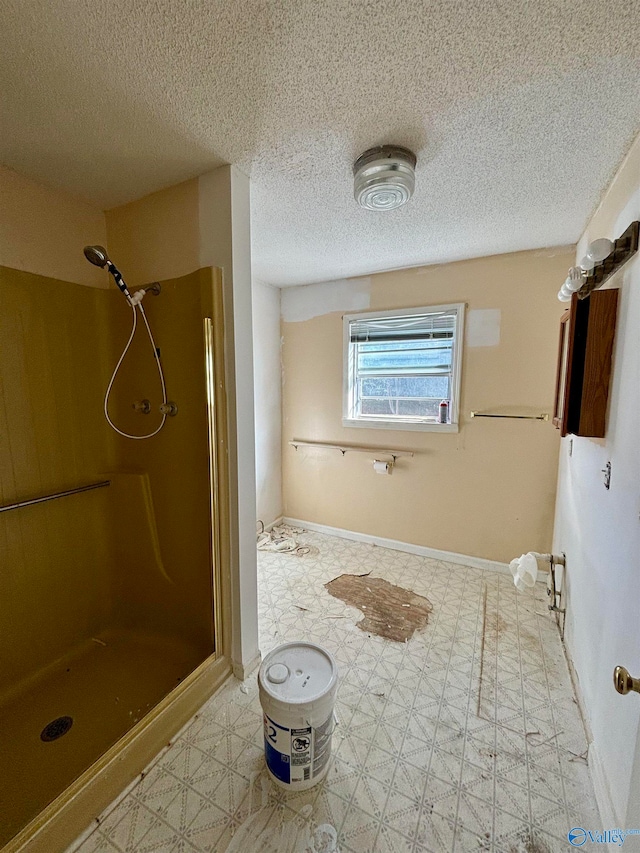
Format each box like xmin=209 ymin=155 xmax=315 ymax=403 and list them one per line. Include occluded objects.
xmin=83 ymin=245 xmax=110 ymax=268
xmin=83 ymin=245 xmax=132 ymax=302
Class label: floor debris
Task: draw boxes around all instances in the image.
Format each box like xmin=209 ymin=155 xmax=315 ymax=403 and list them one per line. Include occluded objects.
xmin=223 ymin=773 xmax=338 ymax=853
xmin=476 ymin=582 xmax=581 ymax=761
xmin=324 ymin=574 xmax=432 ymax=642
xmin=256 ymin=522 xmax=316 ymax=557
xmin=568 ymin=748 xmax=589 ymax=765
xmin=526 ymin=729 xmax=564 ymax=748
xmin=508 ymin=833 xmax=552 ymax=853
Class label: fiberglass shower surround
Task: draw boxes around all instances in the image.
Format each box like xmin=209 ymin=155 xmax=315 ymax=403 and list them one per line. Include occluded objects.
xmin=84 ymin=245 xmax=173 ymax=439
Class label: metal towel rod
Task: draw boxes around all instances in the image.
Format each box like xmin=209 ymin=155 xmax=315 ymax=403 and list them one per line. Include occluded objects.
xmin=289 ymin=440 xmax=413 ymax=461
xmin=0 ymin=480 xmax=111 ymax=513
xmin=470 ymin=412 xmax=549 ymax=421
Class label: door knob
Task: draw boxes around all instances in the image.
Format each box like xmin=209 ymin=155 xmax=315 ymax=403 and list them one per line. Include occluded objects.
xmin=614 ymin=666 xmax=640 ymax=696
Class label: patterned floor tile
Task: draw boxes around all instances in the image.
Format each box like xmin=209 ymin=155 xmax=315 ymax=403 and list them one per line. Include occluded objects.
xmin=69 ymin=528 xmax=600 ymax=853
xmin=99 ymin=799 xmax=159 ymax=851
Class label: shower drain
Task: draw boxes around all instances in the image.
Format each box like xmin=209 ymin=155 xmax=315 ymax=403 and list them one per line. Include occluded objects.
xmin=40 ymin=716 xmax=73 ymax=742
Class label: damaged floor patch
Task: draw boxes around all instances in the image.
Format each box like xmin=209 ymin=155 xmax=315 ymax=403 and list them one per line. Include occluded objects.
xmin=324 ymin=574 xmax=432 ymax=642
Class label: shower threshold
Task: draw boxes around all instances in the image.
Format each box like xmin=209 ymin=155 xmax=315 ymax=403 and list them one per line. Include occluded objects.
xmin=0 ymin=627 xmax=209 ymax=849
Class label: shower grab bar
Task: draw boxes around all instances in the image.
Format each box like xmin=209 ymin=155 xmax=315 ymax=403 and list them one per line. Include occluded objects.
xmin=289 ymin=440 xmax=413 ymax=460
xmin=470 ymin=412 xmax=549 ymax=421
xmin=0 ymin=480 xmax=111 ymax=513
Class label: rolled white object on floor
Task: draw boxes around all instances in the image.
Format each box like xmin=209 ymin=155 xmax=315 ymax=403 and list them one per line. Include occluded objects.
xmin=373 ymin=460 xmax=391 ymax=475
xmin=509 ymin=552 xmax=539 ymax=591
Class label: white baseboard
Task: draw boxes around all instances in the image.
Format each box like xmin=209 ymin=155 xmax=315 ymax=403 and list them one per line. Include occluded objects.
xmin=282 ymin=516 xmax=513 ymax=576
xmin=561 ymin=644 xmax=614 ymax=833
xmin=589 ymin=739 xmax=619 ymax=831
xmin=260 ymin=516 xmax=283 ymax=533
xmin=232 ymin=652 xmax=262 ymax=682
xmin=562 ymin=640 xmax=595 ymax=745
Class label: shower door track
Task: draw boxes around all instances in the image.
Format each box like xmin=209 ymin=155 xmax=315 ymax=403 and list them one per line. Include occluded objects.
xmin=0 ymin=480 xmax=110 ymax=513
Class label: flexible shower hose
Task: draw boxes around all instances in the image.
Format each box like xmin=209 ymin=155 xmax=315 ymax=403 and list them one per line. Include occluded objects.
xmin=104 ymin=300 xmax=167 ymax=439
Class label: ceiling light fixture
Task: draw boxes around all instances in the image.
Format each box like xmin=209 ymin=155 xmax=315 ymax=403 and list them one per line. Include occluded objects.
xmin=353 ymin=145 xmax=416 ymax=211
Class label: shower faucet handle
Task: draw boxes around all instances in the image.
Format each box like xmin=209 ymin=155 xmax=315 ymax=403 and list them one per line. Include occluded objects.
xmin=160 ymin=402 xmax=178 ymax=417
xmin=132 ymin=399 xmax=151 ymax=414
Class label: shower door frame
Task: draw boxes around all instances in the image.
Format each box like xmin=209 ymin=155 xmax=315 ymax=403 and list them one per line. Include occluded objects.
xmin=203 ymin=268 xmax=231 ymax=660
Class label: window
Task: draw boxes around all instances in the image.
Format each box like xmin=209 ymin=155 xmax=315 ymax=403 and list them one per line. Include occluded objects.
xmin=343 ymin=303 xmax=465 ymax=431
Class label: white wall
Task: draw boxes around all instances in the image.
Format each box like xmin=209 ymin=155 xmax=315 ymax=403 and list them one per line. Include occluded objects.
xmin=199 ymin=166 xmax=260 ymax=679
xmin=553 ymin=133 xmax=640 ymax=827
xmin=252 ymin=280 xmax=282 ymax=526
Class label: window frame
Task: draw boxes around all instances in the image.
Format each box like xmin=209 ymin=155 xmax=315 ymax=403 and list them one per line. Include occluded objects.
xmin=342 ymin=303 xmax=465 ymax=432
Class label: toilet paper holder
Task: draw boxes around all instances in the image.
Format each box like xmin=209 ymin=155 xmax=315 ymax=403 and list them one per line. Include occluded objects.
xmin=509 ymin=551 xmax=566 ymax=618
xmin=373 ymin=459 xmax=393 ymax=475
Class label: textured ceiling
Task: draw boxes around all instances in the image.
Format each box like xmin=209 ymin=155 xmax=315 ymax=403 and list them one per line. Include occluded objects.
xmin=1 ymin=1 xmax=639 ymax=286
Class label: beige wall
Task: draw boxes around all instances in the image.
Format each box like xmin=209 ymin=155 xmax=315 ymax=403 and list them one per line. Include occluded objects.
xmin=282 ymin=248 xmax=573 ymax=563
xmin=105 ymin=178 xmax=200 ymax=286
xmin=0 ymin=166 xmax=108 ymax=287
xmin=0 ymin=166 xmax=201 ymax=290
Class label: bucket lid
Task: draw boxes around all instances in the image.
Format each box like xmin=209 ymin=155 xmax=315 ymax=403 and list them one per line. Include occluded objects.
xmin=259 ymin=642 xmax=337 ymax=704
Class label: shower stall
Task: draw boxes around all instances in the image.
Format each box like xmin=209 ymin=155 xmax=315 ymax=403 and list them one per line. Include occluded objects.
xmin=0 ymin=263 xmax=229 ymax=850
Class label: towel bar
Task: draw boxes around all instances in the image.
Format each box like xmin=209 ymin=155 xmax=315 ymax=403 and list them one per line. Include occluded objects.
xmin=0 ymin=480 xmax=111 ymax=513
xmin=289 ymin=440 xmax=413 ymax=461
xmin=470 ymin=412 xmax=548 ymax=421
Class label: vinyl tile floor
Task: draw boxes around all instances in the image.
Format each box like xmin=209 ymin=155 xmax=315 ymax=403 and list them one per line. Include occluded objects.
xmin=68 ymin=529 xmax=600 ymax=853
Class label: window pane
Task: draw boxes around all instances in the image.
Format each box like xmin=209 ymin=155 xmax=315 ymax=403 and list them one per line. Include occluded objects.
xmin=360 ymin=399 xmax=398 ymax=416
xmin=360 ymin=398 xmax=441 ymax=418
xmin=357 ymin=340 xmax=452 ymax=373
xmin=397 ymin=399 xmax=441 ymax=417
xmin=361 ymin=376 xmax=450 ymax=399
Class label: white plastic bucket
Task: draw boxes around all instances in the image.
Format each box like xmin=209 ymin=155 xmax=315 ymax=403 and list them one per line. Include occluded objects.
xmin=258 ymin=642 xmax=338 ymax=790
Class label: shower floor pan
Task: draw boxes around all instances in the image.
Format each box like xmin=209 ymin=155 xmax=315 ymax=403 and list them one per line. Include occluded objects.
xmin=0 ymin=627 xmax=208 ymax=849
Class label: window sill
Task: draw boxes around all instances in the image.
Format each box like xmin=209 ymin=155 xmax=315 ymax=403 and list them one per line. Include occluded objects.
xmin=342 ymin=417 xmax=459 ymax=433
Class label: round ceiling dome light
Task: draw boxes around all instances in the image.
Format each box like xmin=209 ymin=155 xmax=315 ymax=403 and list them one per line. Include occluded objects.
xmin=353 ymin=145 xmax=417 ymax=211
